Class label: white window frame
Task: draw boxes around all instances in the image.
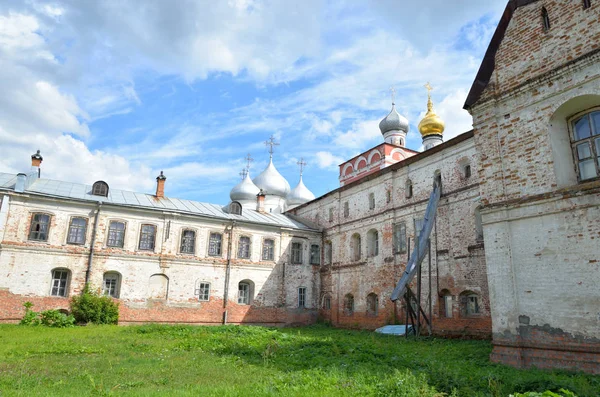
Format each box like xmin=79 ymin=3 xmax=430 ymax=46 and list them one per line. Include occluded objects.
xmin=102 ymin=272 xmax=121 ymax=298
xmin=195 ymin=281 xmax=211 ymax=301
xmin=50 ymin=268 xmax=70 ymax=297
xmin=66 ymin=216 xmax=88 ymax=245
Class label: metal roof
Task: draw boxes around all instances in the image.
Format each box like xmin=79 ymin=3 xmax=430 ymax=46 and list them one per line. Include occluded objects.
xmin=0 ymin=172 xmax=316 ymax=231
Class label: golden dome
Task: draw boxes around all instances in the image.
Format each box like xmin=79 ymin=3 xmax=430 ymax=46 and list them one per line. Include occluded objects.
xmin=418 ymin=83 xmax=445 ymax=137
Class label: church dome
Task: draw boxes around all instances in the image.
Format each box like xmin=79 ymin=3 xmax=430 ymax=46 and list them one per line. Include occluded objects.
xmin=287 ymin=176 xmax=315 ymax=207
xmin=230 ymin=172 xmax=260 ymax=202
xmin=253 ymin=158 xmax=291 ymax=197
xmin=379 ymin=103 xmax=409 ymax=135
xmin=418 ymin=96 xmax=445 ymax=137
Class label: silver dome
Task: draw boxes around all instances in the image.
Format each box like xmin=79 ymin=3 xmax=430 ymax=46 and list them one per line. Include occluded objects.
xmin=379 ymin=104 xmax=409 ymax=135
xmin=230 ymin=173 xmax=260 ymax=202
xmin=253 ymin=158 xmax=291 ymax=198
xmin=287 ymin=176 xmax=315 ymax=207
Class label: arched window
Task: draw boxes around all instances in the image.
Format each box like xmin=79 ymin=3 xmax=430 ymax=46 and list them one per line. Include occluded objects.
xmin=367 ymin=229 xmax=379 ymax=257
xmin=366 ymin=293 xmax=378 ymax=316
xmin=29 ymin=213 xmax=51 ymax=241
xmin=230 ymin=201 xmax=242 ymax=215
xmin=368 ymin=192 xmax=375 ymax=210
xmin=148 ymin=274 xmax=169 ymax=299
xmin=67 ymin=217 xmax=88 ymax=245
xmin=439 ymin=289 xmax=452 ymax=318
xmin=195 ymin=280 xmax=210 ymax=301
xmin=103 ymin=272 xmax=122 ymax=298
xmin=180 ymin=229 xmax=196 ymax=254
xmin=91 ymin=181 xmax=109 ymax=197
xmin=460 ymin=291 xmax=480 ymax=317
xmin=570 ymin=109 xmax=600 ymax=181
xmin=405 ymin=179 xmax=413 ymax=198
xmin=344 ymin=294 xmax=354 ymax=315
xmin=541 ymin=7 xmax=550 ymax=32
xmin=50 ymin=268 xmax=70 ymax=297
xmin=351 ymin=233 xmax=361 ymax=261
xmin=238 ymin=280 xmax=254 ymax=305
xmin=238 ymin=236 xmax=251 ymax=259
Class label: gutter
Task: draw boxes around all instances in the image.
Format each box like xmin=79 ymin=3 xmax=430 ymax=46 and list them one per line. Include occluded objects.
xmin=222 ymin=220 xmax=236 ymax=324
xmin=84 ymin=202 xmax=102 ymax=286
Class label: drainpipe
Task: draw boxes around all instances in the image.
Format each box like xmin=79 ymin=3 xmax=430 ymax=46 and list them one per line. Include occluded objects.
xmin=84 ymin=202 xmax=102 ymax=287
xmin=222 ymin=220 xmax=236 ymax=324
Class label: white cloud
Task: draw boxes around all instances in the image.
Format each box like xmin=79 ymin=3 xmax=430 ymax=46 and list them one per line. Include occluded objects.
xmin=315 ymin=151 xmax=345 ymax=169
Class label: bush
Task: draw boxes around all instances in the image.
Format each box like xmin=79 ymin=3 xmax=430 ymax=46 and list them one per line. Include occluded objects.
xmin=70 ymin=284 xmax=119 ymax=324
xmin=19 ymin=302 xmax=75 ymax=328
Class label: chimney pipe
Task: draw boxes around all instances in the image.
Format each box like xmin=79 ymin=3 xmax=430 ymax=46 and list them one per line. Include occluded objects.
xmin=31 ymin=150 xmax=43 ymax=178
xmin=155 ymin=171 xmax=166 ymax=198
xmin=256 ymin=189 xmax=266 ymax=213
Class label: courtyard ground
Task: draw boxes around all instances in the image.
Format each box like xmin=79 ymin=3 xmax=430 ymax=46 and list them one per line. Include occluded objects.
xmin=0 ymin=324 xmax=598 ymax=396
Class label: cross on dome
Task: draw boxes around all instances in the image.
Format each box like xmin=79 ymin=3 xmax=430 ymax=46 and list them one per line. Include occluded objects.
xmin=297 ymin=157 xmax=307 ymax=176
xmin=239 ymin=169 xmax=248 ymax=180
xmin=389 ymin=85 xmax=396 ymax=105
xmin=244 ymin=153 xmax=254 ymax=171
xmin=264 ymin=135 xmax=279 ymax=158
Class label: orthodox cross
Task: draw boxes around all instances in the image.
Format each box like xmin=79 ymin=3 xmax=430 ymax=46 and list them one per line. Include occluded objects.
xmin=239 ymin=169 xmax=248 ymax=180
xmin=424 ymin=82 xmax=433 ymax=110
xmin=389 ymin=85 xmax=396 ymax=105
xmin=244 ymin=153 xmax=253 ymax=171
xmin=297 ymin=157 xmax=307 ymax=176
xmin=264 ymin=135 xmax=279 ymax=157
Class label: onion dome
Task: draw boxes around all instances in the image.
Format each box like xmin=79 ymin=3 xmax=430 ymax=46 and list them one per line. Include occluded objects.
xmin=379 ymin=103 xmax=409 ymax=135
xmin=287 ymin=176 xmax=315 ymax=207
xmin=230 ymin=172 xmax=260 ymax=202
xmin=418 ymin=93 xmax=445 ymax=137
xmin=253 ymin=158 xmax=291 ymax=197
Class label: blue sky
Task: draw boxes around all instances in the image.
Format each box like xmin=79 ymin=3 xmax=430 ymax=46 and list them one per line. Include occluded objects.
xmin=0 ymin=0 xmax=507 ymax=204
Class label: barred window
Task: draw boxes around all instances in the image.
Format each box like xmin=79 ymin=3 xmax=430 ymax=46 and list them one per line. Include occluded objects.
xmin=291 ymin=242 xmax=303 ymax=264
xmin=393 ymin=222 xmax=407 ymax=254
xmin=107 ymin=221 xmax=126 ymax=248
xmin=298 ymin=287 xmax=306 ymax=308
xmin=102 ymin=272 xmax=121 ymax=298
xmin=238 ymin=236 xmax=251 ymax=259
xmin=570 ymin=109 xmax=600 ymax=181
xmin=195 ymin=281 xmax=210 ymax=301
xmin=262 ymin=239 xmax=275 ymax=261
xmin=138 ymin=224 xmax=156 ymax=251
xmin=180 ymin=229 xmax=196 ymax=254
xmin=50 ymin=269 xmax=70 ymax=297
xmin=28 ymin=213 xmax=50 ymax=241
xmin=67 ymin=217 xmax=87 ymax=245
xmin=208 ymin=233 xmax=222 ymax=256
xmin=310 ymin=244 xmax=320 ymax=265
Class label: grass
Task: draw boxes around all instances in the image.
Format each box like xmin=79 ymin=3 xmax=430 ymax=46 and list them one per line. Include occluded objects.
xmin=0 ymin=324 xmax=598 ymax=396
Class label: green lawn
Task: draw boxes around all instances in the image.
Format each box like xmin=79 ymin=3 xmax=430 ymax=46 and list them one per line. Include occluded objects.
xmin=0 ymin=324 xmax=598 ymax=396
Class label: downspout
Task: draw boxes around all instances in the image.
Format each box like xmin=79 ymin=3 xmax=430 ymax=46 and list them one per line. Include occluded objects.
xmin=222 ymin=220 xmax=235 ymax=324
xmin=84 ymin=202 xmax=102 ymax=287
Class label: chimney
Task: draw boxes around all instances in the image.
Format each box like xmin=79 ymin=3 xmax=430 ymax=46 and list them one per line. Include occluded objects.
xmin=256 ymin=189 xmax=266 ymax=213
xmin=155 ymin=171 xmax=166 ymax=198
xmin=31 ymin=150 xmax=43 ymax=178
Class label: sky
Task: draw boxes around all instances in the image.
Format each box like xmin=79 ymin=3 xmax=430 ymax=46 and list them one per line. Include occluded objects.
xmin=0 ymin=0 xmax=508 ymax=205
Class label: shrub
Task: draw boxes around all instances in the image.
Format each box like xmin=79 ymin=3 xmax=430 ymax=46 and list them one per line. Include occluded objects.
xmin=20 ymin=301 xmax=41 ymax=326
xmin=19 ymin=302 xmax=75 ymax=328
xmin=70 ymin=284 xmax=119 ymax=324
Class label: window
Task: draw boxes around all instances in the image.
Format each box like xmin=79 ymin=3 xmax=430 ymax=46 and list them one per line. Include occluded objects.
xmin=310 ymin=244 xmax=320 ymax=265
xmin=583 ymin=0 xmax=591 ymax=9
xmin=50 ymin=269 xmax=70 ymax=297
xmin=393 ymin=222 xmax=407 ymax=254
xmin=138 ymin=224 xmax=156 ymax=251
xmin=570 ymin=109 xmax=600 ymax=181
xmin=28 ymin=213 xmax=50 ymax=241
xmin=541 ymin=7 xmax=550 ymax=32
xmin=329 ymin=207 xmax=334 ymax=222
xmin=66 ymin=217 xmax=87 ymax=245
xmin=180 ymin=229 xmax=196 ymax=254
xmin=366 ymin=293 xmax=378 ymax=316
xmin=262 ymin=239 xmax=275 ymax=261
xmin=351 ymin=233 xmax=361 ymax=261
xmin=323 ymin=294 xmax=331 ymax=310
xmin=386 ymin=190 xmax=391 ymax=203
xmin=368 ymin=192 xmax=375 ymax=210
xmin=405 ymin=179 xmax=413 ymax=198
xmin=238 ymin=236 xmax=251 ymax=259
xmin=238 ymin=280 xmax=254 ymax=305
xmin=91 ymin=181 xmax=109 ymax=197
xmin=460 ymin=291 xmax=480 ymax=317
xmin=208 ymin=233 xmax=222 ymax=256
xmin=325 ymin=241 xmax=332 ymax=264
xmin=464 ymin=164 xmax=472 ymax=179
xmin=439 ymin=290 xmax=452 ymax=318
xmin=344 ymin=294 xmax=354 ymax=315
xmin=107 ymin=221 xmax=126 ymax=248
xmin=195 ymin=280 xmax=210 ymax=301
xmin=343 ymin=201 xmax=349 ymax=218
xmin=474 ymin=208 xmax=484 ymax=242
xmin=367 ymin=229 xmax=378 ymax=257
xmin=102 ymin=272 xmax=121 ymax=298
xmin=291 ymin=242 xmax=303 ymax=264
xmin=298 ymin=287 xmax=306 ymax=308
xmin=230 ymin=202 xmax=242 ymax=215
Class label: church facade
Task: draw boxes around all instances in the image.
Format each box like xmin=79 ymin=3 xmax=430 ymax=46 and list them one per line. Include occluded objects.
xmin=0 ymin=0 xmax=598 ymax=374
